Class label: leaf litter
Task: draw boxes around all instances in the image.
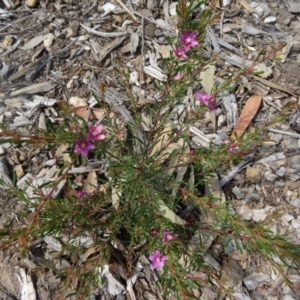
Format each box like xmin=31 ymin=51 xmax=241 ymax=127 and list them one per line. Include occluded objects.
xmin=0 ymin=0 xmax=300 ymax=299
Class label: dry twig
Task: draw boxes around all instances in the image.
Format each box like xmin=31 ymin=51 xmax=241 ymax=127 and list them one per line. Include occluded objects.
xmin=115 ymin=0 xmax=139 ymax=23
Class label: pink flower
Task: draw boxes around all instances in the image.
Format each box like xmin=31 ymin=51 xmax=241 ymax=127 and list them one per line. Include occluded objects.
xmin=196 ymin=92 xmax=217 ymax=112
xmin=74 ymin=139 xmax=95 ymax=156
xmin=162 ymin=229 xmax=178 ymax=243
xmin=228 ymin=143 xmax=236 ymax=153
xmin=173 ymin=72 xmax=184 ymax=81
xmin=149 ymin=250 xmax=168 ymax=269
xmin=77 ymin=190 xmax=85 ymax=198
xmin=180 ymin=31 xmax=199 ymax=51
xmin=174 ymin=45 xmax=188 ymax=60
xmin=88 ymin=124 xmax=106 ymax=141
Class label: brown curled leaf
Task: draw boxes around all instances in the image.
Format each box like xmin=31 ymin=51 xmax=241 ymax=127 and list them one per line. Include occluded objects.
xmin=231 ymin=94 xmax=262 ymax=140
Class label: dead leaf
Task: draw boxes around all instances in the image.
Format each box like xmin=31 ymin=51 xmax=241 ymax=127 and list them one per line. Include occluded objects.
xmin=55 ymin=143 xmax=69 ymax=158
xmin=113 ymin=15 xmax=122 ymax=23
xmin=231 ymin=94 xmax=262 ymax=140
xmin=84 ymin=171 xmax=98 ymax=194
xmin=200 ymin=63 xmax=216 ymax=129
xmin=150 ymin=122 xmax=173 ymax=157
xmin=63 ymin=185 xmax=78 ymax=198
xmin=250 ymin=75 xmax=297 ymax=97
xmin=160 ymin=143 xmax=182 ymax=173
xmin=138 ymin=99 xmax=157 ymax=106
xmin=0 ymin=82 xmax=56 ymax=97
xmin=19 ymin=35 xmax=46 ymax=50
xmin=111 ymin=186 xmax=122 ymax=209
xmin=171 ymin=139 xmax=189 ymax=196
xmin=238 ymin=0 xmax=255 ymax=13
xmin=157 ymin=200 xmax=187 ymax=225
xmin=72 ymin=106 xmax=107 ymax=120
xmin=205 ymin=171 xmax=225 ymax=203
xmin=200 ymin=63 xmax=215 ymax=94
xmin=31 ymin=47 xmax=45 ymax=62
xmin=82 ymin=246 xmax=103 ymax=262
xmin=74 ymin=245 xmax=108 ymax=290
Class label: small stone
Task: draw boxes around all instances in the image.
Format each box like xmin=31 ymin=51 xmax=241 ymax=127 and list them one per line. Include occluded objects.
xmin=232 ymin=186 xmax=244 ymax=199
xmin=275 ymin=180 xmax=285 ymax=187
xmin=282 ymin=214 xmax=294 ymax=224
xmin=276 ymin=166 xmax=286 ymax=177
xmin=264 ymin=171 xmax=278 ymax=182
xmin=3 ymin=35 xmax=14 ymax=46
xmin=14 ymin=165 xmax=24 ymax=179
xmin=291 ymin=21 xmax=300 ymax=31
xmin=255 ymin=184 xmax=261 ymax=191
xmin=252 ymin=208 xmax=271 ymax=222
xmin=44 ymin=159 xmax=56 ymax=167
xmin=238 ymin=204 xmax=253 ymax=221
xmin=290 ymin=198 xmax=300 ymax=208
xmin=246 ymin=167 xmax=260 ymax=183
xmin=291 ymin=217 xmax=300 ymax=229
xmin=26 ymin=0 xmax=38 ymax=7
xmin=43 ymin=33 xmax=55 ymax=48
xmin=68 ymin=96 xmax=86 ymax=107
xmin=277 ymin=9 xmax=292 ymax=26
xmin=264 ymin=16 xmax=276 ymax=23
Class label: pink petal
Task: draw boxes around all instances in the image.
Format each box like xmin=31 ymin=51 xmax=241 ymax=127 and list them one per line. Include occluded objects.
xmin=77 ymin=190 xmax=85 ymax=198
xmin=74 ymin=139 xmax=95 ymax=156
xmin=174 ymin=46 xmax=188 ymax=59
xmin=149 ymin=250 xmax=167 ymax=269
xmin=173 ymin=72 xmax=184 ymax=81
